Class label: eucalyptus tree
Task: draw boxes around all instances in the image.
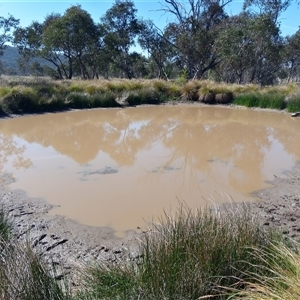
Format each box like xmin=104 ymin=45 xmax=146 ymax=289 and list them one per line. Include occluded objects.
xmin=215 ymin=13 xmax=253 ymax=83
xmin=215 ymin=12 xmax=284 ymax=84
xmin=14 ymin=15 xmax=68 ymax=79
xmin=0 ymin=14 xmax=19 ymax=75
xmin=239 ymin=0 xmax=289 ymax=84
xmin=243 ymin=0 xmax=292 ymax=23
xmin=0 ymin=15 xmax=19 ymax=56
xmin=14 ymin=6 xmax=102 ymax=79
xmin=283 ymin=30 xmax=300 ymax=82
xmin=101 ymin=0 xmax=145 ymax=79
xmin=159 ymin=0 xmax=232 ymax=80
xmin=138 ymin=20 xmax=175 ymax=80
xmin=42 ymin=5 xmax=101 ymax=79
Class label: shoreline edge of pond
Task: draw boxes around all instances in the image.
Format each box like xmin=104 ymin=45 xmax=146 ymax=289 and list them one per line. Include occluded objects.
xmin=1 ymin=104 xmax=300 ymax=285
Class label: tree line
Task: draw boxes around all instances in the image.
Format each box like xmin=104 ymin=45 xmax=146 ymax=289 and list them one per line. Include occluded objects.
xmin=1 ymin=0 xmax=300 ymax=84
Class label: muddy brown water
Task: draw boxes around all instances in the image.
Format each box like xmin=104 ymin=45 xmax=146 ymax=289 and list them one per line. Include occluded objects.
xmin=0 ymin=106 xmax=300 ymax=236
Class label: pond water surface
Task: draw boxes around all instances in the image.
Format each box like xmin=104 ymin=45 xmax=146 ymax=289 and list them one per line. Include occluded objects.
xmin=1 ymin=106 xmax=300 ymax=236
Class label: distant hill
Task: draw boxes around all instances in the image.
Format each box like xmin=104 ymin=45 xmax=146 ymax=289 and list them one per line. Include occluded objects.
xmin=0 ymin=46 xmax=52 ymax=75
xmin=0 ymin=46 xmax=20 ymax=74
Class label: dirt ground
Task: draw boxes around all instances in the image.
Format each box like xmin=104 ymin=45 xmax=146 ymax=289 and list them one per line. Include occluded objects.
xmin=250 ymin=162 xmax=300 ymax=239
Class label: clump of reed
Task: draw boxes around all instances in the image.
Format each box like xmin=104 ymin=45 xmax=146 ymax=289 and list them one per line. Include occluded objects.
xmin=78 ymin=203 xmax=283 ymax=300
xmin=286 ymin=92 xmax=300 ymax=112
xmin=0 ymin=76 xmax=299 ymax=116
xmin=233 ymin=92 xmax=286 ymax=109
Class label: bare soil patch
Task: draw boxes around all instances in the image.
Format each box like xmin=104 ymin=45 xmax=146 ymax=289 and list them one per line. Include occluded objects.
xmin=250 ymin=162 xmax=300 ymax=240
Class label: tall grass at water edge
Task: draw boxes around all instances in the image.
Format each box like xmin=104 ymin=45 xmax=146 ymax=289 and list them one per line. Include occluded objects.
xmin=233 ymin=92 xmax=286 ymax=109
xmin=77 ymin=204 xmax=283 ymax=300
xmin=287 ymin=93 xmax=300 ymax=113
xmin=233 ymin=90 xmax=300 ymax=112
xmin=0 ymin=240 xmax=70 ymax=300
xmin=0 ymin=205 xmax=11 ymax=242
xmin=228 ymin=242 xmax=300 ymax=300
xmin=0 ymin=76 xmax=299 ymax=114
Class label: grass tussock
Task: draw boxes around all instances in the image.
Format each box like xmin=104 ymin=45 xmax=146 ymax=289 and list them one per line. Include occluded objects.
xmin=0 ymin=197 xmax=69 ymax=300
xmin=0 ymin=205 xmax=11 ymax=242
xmin=0 ymin=240 xmax=69 ymax=300
xmin=233 ymin=92 xmax=286 ymax=109
xmin=78 ymin=203 xmax=282 ymax=300
xmin=0 ymin=76 xmax=299 ymax=115
xmin=287 ymin=93 xmax=300 ymax=112
xmin=230 ymin=242 xmax=300 ymax=300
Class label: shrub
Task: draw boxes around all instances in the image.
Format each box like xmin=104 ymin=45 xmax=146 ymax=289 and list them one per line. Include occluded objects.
xmin=0 ymin=103 xmax=7 ymax=116
xmin=1 ymin=90 xmax=39 ymax=114
xmin=85 ymin=85 xmax=101 ymax=95
xmin=199 ymin=92 xmax=216 ymax=104
xmin=181 ymin=81 xmax=202 ymax=101
xmin=43 ymin=94 xmax=67 ymax=112
xmin=106 ymin=81 xmax=128 ymax=93
xmin=69 ymin=84 xmax=85 ymax=93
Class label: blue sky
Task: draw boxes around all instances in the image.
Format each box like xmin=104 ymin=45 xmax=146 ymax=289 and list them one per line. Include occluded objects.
xmin=0 ymin=0 xmax=299 ymax=37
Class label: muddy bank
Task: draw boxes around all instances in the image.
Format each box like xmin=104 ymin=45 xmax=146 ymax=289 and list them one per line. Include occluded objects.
xmin=0 ymin=97 xmax=295 ymax=122
xmin=250 ymin=162 xmax=300 ymax=240
xmin=1 ymin=161 xmax=300 ymax=284
xmin=0 ymin=175 xmax=141 ymax=285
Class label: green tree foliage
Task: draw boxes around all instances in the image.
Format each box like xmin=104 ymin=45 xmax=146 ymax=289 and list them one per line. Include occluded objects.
xmin=160 ymin=0 xmax=232 ymax=79
xmin=282 ymin=30 xmax=300 ymax=82
xmin=14 ymin=16 xmax=69 ymax=79
xmin=138 ymin=21 xmax=175 ymax=80
xmin=216 ymin=12 xmax=283 ymax=84
xmin=243 ymin=0 xmax=292 ymax=23
xmin=14 ymin=6 xmax=102 ymax=79
xmin=8 ymin=0 xmax=300 ymax=83
xmin=43 ymin=5 xmax=101 ymax=79
xmin=0 ymin=15 xmax=19 ymax=56
xmin=0 ymin=15 xmax=19 ymax=75
xmin=101 ymin=0 xmax=145 ymax=79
